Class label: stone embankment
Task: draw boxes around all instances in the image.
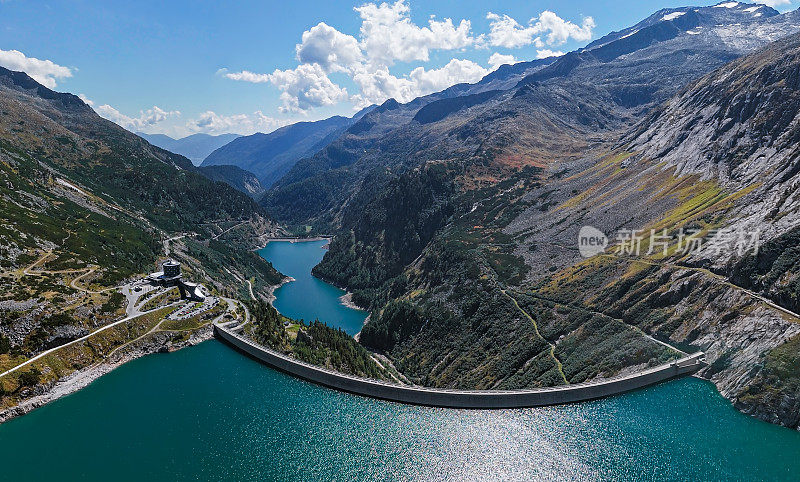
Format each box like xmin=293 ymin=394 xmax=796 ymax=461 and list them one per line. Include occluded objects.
xmin=214 ymin=323 xmax=705 ymax=409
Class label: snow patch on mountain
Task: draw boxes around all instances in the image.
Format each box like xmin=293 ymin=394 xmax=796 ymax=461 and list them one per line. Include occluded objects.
xmin=662 ymin=12 xmax=687 ymax=21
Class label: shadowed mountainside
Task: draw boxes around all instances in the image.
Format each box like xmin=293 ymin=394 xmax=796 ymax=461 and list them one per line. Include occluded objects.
xmin=202 ymin=113 xmax=366 ymax=188
xmin=197 ymin=164 xmax=265 ymax=198
xmin=262 ymin=4 xmax=800 ymax=428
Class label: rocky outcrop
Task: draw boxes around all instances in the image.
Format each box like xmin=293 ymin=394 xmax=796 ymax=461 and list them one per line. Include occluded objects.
xmin=628 ymin=32 xmax=800 ymax=267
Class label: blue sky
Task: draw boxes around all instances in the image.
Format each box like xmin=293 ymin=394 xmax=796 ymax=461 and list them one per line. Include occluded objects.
xmin=0 ymin=0 xmax=795 ymax=137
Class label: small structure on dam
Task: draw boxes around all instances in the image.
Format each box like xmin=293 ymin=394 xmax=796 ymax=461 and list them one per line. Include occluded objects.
xmin=146 ymin=260 xmax=207 ymax=302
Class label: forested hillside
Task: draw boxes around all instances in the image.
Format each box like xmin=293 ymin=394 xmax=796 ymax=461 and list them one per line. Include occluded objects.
xmin=260 ymin=4 xmax=800 ymax=428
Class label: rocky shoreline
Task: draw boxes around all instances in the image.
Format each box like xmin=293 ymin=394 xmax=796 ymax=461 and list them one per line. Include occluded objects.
xmin=0 ymin=325 xmax=213 ymax=424
xmin=338 ymin=292 xmax=366 ymax=311
xmin=265 ymin=276 xmax=294 ymax=303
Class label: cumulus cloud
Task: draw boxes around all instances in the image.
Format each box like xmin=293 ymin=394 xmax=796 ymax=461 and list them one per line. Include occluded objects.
xmin=221 ymin=69 xmax=270 ymax=83
xmin=488 ymin=52 xmax=517 ymax=70
xmin=0 ymin=48 xmax=73 ymax=88
xmin=222 ymin=3 xmax=596 ymax=113
xmin=485 ymin=13 xmax=537 ymax=49
xmin=82 ymin=92 xmax=284 ymax=136
xmin=408 ymin=58 xmax=488 ymax=94
xmin=296 ymin=22 xmax=362 ymax=72
xmin=78 ymin=93 xmax=94 ymax=106
xmin=93 ymin=103 xmax=180 ymax=132
xmin=352 ymin=58 xmax=489 ymax=107
xmin=225 ymin=63 xmax=348 ymax=113
xmin=536 ymin=11 xmax=595 ymax=45
xmin=536 ymin=49 xmax=564 ymax=59
xmin=355 ymin=0 xmax=476 ymax=66
xmin=760 ymin=0 xmax=791 ymax=6
xmin=186 ymin=110 xmax=287 ymax=135
xmin=486 ymin=11 xmax=594 ymax=49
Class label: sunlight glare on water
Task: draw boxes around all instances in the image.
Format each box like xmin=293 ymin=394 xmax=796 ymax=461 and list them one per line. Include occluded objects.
xmin=0 ymin=240 xmax=798 ymax=480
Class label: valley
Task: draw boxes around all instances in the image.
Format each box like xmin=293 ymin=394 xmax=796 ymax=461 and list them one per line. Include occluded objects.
xmin=253 ymin=3 xmax=800 ymax=429
xmin=1 ymin=0 xmax=799 ymax=453
xmin=0 ymin=240 xmax=797 ymax=480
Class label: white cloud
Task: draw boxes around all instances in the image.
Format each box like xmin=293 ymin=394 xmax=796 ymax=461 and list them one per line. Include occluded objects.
xmin=409 ymin=58 xmax=488 ymax=93
xmin=222 ymin=4 xmax=596 ymax=114
xmin=93 ymin=103 xmax=180 ymax=132
xmin=536 ymin=11 xmax=595 ymax=45
xmin=536 ymin=49 xmax=564 ymax=59
xmin=78 ymin=93 xmax=94 ymax=106
xmin=0 ymin=48 xmax=73 ymax=88
xmin=296 ymin=22 xmax=362 ymax=72
xmin=187 ymin=110 xmax=287 ymax=135
xmin=351 ymin=58 xmax=489 ymax=107
xmin=225 ymin=63 xmax=348 ymax=113
xmin=485 ymin=13 xmax=537 ymax=49
xmin=355 ymin=0 xmax=476 ymax=66
xmin=486 ymin=11 xmax=594 ymax=49
xmin=221 ymin=69 xmax=270 ymax=83
xmin=760 ymin=0 xmax=791 ymax=6
xmin=488 ymin=52 xmax=517 ymax=70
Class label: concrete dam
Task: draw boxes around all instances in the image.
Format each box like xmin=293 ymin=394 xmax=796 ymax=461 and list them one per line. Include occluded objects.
xmin=213 ymin=323 xmax=706 ymax=409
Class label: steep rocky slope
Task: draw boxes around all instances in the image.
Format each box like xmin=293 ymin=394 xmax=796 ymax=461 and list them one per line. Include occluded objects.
xmin=0 ymin=67 xmax=285 ymax=407
xmin=628 ymin=30 xmax=800 ymax=272
xmin=263 ymin=4 xmax=800 ymax=428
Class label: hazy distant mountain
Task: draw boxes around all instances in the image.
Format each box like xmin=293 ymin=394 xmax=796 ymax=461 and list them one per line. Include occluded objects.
xmin=201 ymin=108 xmax=373 ymax=187
xmin=198 ymin=164 xmax=265 ymax=199
xmin=138 ymin=132 xmax=240 ymax=165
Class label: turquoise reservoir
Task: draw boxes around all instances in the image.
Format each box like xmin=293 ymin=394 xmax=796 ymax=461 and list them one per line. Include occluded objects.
xmin=0 ymin=240 xmax=798 ymax=480
xmin=258 ymin=240 xmax=367 ymax=336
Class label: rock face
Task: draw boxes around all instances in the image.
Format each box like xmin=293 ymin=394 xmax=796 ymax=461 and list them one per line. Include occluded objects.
xmin=628 ymin=30 xmax=800 ymax=248
xmin=625 ymin=30 xmax=800 ymax=311
xmin=256 ymin=5 xmax=800 ymax=428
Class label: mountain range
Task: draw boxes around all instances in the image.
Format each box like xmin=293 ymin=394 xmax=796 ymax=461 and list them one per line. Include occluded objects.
xmin=201 ymin=109 xmax=371 ymax=188
xmin=1 ymin=1 xmax=799 ymax=430
xmin=253 ymin=2 xmax=800 ymax=428
xmin=0 ymin=64 xmax=285 ymax=405
xmin=137 ymin=132 xmax=240 ymax=166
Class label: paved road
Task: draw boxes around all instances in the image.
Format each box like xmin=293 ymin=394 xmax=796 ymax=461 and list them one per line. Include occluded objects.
xmin=246 ymin=280 xmax=256 ymax=301
xmin=0 ymin=302 xmax=181 ymax=380
xmin=163 ymin=234 xmax=186 ymax=256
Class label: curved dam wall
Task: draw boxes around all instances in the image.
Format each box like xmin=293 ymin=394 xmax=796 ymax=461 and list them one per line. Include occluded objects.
xmin=213 ymin=324 xmax=705 ymax=409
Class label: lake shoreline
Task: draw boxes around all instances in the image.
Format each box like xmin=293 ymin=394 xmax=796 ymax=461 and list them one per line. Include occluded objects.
xmin=258 ymin=236 xmax=333 ymax=249
xmin=0 ymin=326 xmax=213 ymax=425
xmin=259 ymin=240 xmax=369 ymax=336
xmin=338 ymin=292 xmax=366 ymax=311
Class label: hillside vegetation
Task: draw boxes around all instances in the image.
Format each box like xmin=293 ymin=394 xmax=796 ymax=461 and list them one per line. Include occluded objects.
xmin=260 ymin=5 xmax=800 ymax=428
